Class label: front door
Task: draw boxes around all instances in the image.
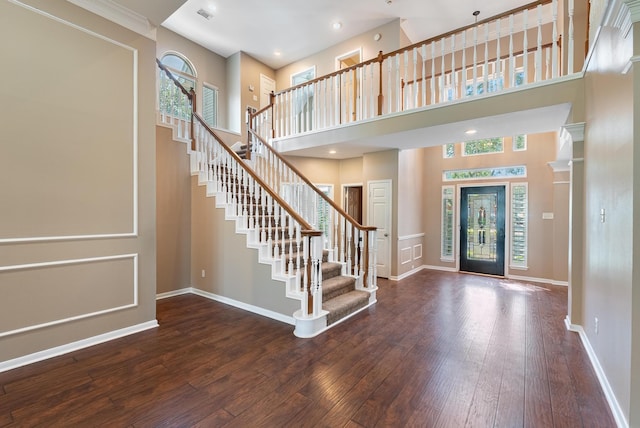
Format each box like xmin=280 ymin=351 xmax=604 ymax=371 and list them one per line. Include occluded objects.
xmin=460 ymin=186 xmax=505 ymax=276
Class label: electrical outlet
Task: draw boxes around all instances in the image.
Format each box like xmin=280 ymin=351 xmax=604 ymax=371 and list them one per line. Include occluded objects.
xmin=595 ymin=317 xmax=599 ymax=335
xmin=201 ymin=269 xmax=206 ymax=278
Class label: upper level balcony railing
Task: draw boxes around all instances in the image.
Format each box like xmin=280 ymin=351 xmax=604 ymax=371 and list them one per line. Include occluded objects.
xmin=250 ymin=0 xmax=585 ymax=142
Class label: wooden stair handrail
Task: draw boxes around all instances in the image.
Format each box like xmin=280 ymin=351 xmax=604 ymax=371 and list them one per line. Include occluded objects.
xmin=247 ymin=128 xmax=376 ymax=233
xmin=272 ymin=0 xmax=554 ymax=98
xmin=194 ymin=113 xmax=318 ymax=235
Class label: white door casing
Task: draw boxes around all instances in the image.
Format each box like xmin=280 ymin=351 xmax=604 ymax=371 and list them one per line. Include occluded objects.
xmin=368 ymin=180 xmax=392 ymax=278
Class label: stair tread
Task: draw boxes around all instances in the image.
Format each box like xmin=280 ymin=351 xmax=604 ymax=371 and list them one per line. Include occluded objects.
xmin=322 ymin=275 xmax=355 ymax=295
xmin=322 ymin=274 xmax=356 ymax=301
xmin=323 ymin=290 xmax=370 ymax=325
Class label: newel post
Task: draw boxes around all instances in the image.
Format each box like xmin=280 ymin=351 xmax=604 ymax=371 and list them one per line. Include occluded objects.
xmin=189 ymin=88 xmax=196 ymax=151
xmin=245 ymin=106 xmax=253 ymax=161
xmin=270 ymin=91 xmax=276 ymax=139
xmin=302 ymin=231 xmax=323 ymax=317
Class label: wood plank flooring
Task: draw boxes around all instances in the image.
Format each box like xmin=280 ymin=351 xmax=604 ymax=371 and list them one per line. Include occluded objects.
xmin=0 ymin=270 xmax=616 ymax=427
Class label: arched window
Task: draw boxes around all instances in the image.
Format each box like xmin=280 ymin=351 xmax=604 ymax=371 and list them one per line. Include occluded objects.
xmin=161 ymin=53 xmax=195 ymax=77
xmin=158 ymin=52 xmax=196 ymax=120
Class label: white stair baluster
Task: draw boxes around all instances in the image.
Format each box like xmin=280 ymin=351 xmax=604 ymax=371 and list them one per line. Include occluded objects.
xmin=430 ymin=41 xmax=436 ymax=105
xmin=440 ymin=37 xmax=446 ymax=102
xmin=421 ymin=44 xmax=427 ymax=108
xmin=536 ymin=5 xmax=543 ymax=82
xmin=472 ymin=26 xmax=478 ymax=96
xmin=484 ymin=23 xmax=489 ymax=92
xmin=568 ymin=0 xmax=575 ymax=74
xmin=496 ymin=18 xmax=501 ymax=87
xmin=509 ymin=14 xmax=515 ymax=88
xmin=451 ymin=34 xmax=456 ymax=100
xmin=462 ymin=30 xmax=467 ymax=97
xmin=552 ymin=0 xmax=558 ymax=78
xmin=523 ymin=9 xmax=529 ymax=85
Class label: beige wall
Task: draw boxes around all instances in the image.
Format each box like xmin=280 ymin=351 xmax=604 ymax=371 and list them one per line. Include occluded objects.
xmin=189 ymin=177 xmax=300 ymax=318
xmin=363 ymin=150 xmax=399 ymax=277
xmin=156 ymin=126 xmax=191 ymax=295
xmin=285 ymin=156 xmax=341 ymax=195
xmin=226 ymin=52 xmax=241 ymax=133
xmin=156 ymin=27 xmax=229 ymax=130
xmin=0 ymin=0 xmax=156 ymax=364
xmin=239 ymin=53 xmax=276 ymax=138
xmin=275 ymin=20 xmax=404 ymax=91
xmin=583 ymin=16 xmax=635 ymax=423
xmin=397 ymin=149 xmax=426 ymax=277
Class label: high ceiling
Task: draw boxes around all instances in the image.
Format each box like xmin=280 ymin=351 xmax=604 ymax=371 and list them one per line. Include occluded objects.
xmin=159 ymin=0 xmax=534 ymax=69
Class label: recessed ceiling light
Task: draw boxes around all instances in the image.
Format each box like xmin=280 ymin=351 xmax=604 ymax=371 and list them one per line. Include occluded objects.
xmin=465 ymin=129 xmax=477 ymax=135
xmin=329 ymin=150 xmax=337 ymax=154
xmin=332 ymin=22 xmax=342 ymax=30
xmin=274 ymin=51 xmax=281 ymax=56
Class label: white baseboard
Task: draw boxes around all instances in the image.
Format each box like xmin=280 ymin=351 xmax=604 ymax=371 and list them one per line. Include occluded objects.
xmin=156 ymin=288 xmax=192 ymax=300
xmin=0 ymin=320 xmax=158 ymax=374
xmin=564 ymin=317 xmax=628 ymax=428
xmin=389 ymin=265 xmax=426 ymax=281
xmin=390 ymin=264 xmax=460 ymax=281
xmin=422 ymin=264 xmax=458 ymax=273
xmin=507 ymin=273 xmax=567 ymax=286
xmin=189 ymin=287 xmax=295 ymax=326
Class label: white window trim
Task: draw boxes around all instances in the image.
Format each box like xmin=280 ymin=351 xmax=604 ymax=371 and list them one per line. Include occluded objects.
xmin=513 ymin=134 xmax=528 ymax=151
xmin=202 ymin=82 xmax=219 ymax=128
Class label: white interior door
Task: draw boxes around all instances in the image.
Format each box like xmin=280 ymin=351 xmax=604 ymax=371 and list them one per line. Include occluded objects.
xmin=260 ymin=74 xmax=275 ymax=109
xmin=368 ymin=180 xmax=392 ymax=278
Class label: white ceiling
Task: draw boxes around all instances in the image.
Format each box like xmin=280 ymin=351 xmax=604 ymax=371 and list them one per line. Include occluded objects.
xmin=160 ymin=0 xmax=534 ymax=69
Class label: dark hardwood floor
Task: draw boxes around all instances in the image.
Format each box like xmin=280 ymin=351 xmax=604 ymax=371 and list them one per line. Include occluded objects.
xmin=0 ymin=270 xmax=616 ymax=427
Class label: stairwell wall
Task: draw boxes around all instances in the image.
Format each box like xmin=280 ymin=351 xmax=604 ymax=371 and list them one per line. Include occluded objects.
xmin=156 ymin=126 xmax=192 ymax=295
xmin=189 ymin=177 xmax=300 ymax=319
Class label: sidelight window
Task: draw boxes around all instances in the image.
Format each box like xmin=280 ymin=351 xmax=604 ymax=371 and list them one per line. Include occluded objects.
xmin=510 ymin=183 xmax=528 ymax=268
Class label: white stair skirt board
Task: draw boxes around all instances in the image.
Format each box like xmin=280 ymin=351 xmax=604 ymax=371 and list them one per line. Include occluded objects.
xmin=564 ymin=317 xmax=628 ymax=428
xmin=0 ymin=321 xmax=158 ymax=374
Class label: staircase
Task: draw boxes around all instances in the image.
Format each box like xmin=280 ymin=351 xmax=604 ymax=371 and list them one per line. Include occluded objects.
xmin=157 ymin=59 xmax=378 ymax=337
xmin=187 ymin=118 xmax=376 ymax=337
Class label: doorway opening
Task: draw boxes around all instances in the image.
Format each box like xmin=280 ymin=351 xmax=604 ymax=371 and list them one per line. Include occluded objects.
xmin=336 ymin=49 xmax=362 ymax=123
xmin=343 ymin=185 xmax=362 ymax=223
xmin=460 ymin=185 xmax=506 ymax=276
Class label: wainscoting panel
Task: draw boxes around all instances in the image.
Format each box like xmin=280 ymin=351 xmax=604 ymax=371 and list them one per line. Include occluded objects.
xmin=0 ymin=0 xmax=138 ymax=242
xmin=0 ymin=254 xmax=138 ymax=337
xmin=400 ymin=247 xmax=413 ymax=265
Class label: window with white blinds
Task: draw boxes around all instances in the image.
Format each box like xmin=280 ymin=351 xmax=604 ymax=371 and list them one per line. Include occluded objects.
xmin=202 ymin=84 xmax=218 ymax=128
xmin=510 ymin=183 xmax=528 ymax=268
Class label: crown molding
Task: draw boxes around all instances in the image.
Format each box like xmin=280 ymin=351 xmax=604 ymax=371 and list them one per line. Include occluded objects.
xmin=563 ymin=122 xmax=586 ymax=142
xmin=67 ymin=0 xmax=156 ymax=40
xmin=548 ymin=160 xmax=571 ymax=172
xmin=623 ymin=0 xmax=640 ymax=23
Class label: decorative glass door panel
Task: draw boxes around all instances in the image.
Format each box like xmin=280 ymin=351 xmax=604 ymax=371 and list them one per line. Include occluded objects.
xmin=460 ymin=186 xmax=505 ymax=276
